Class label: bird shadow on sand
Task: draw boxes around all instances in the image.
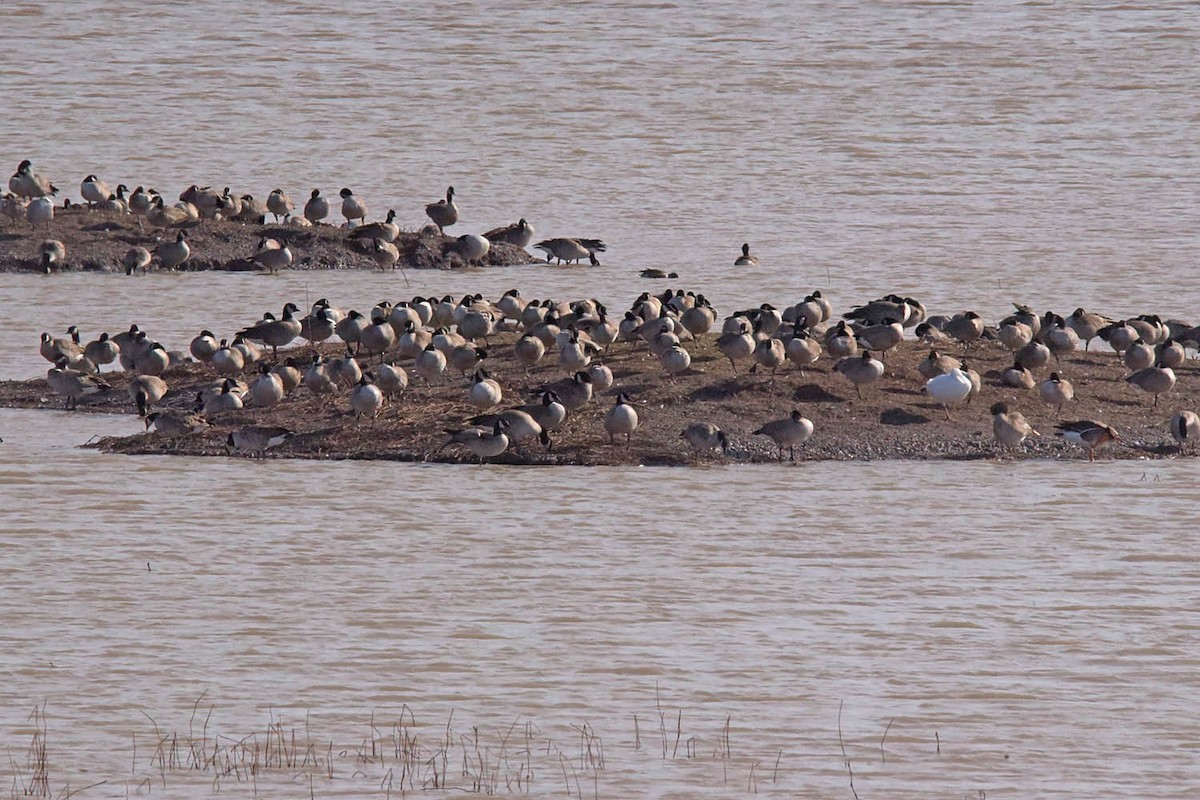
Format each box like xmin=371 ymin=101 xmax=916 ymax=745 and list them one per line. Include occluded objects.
xmin=880 ymin=407 xmax=931 ymax=426
xmin=794 ymin=383 xmax=846 ymax=403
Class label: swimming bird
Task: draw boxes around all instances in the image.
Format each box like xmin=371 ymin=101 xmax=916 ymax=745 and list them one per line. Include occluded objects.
xmin=339 ymin=187 xmax=367 ymax=225
xmin=1169 ymin=410 xmax=1200 ymax=453
xmin=483 ymin=218 xmax=535 ymax=247
xmin=266 ymin=188 xmax=294 ymax=222
xmin=834 ymin=351 xmax=885 ymax=398
xmin=604 ymin=392 xmax=639 ymax=445
xmin=681 ymin=422 xmax=729 ymax=456
xmin=752 ymin=409 xmax=813 ymax=461
xmin=1055 ymin=420 xmax=1118 ymax=462
xmin=925 ymin=367 xmax=973 ymax=419
xmin=1126 ymin=363 xmax=1175 ymax=407
xmin=227 ymin=426 xmax=294 ymax=459
xmin=303 ymin=189 xmax=330 ymax=224
xmin=734 ymin=242 xmax=759 ymax=267
xmin=991 ymin=402 xmax=1040 ymax=454
xmin=9 ymin=160 xmax=57 ymax=198
xmin=1038 ymin=372 xmax=1074 ymax=415
xmin=534 ymin=238 xmax=606 ymax=265
xmin=425 ymin=186 xmax=459 ymax=232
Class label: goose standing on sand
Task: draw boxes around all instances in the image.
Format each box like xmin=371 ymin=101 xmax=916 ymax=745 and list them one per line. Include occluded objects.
xmin=266 ymin=188 xmax=294 ymax=222
xmin=717 ymin=318 xmax=755 ymax=375
xmin=834 ymin=351 xmax=885 ymax=398
xmin=249 ymin=236 xmax=293 ymax=274
xmin=133 ymin=342 xmax=170 ymax=376
xmin=468 ymin=369 xmax=503 ymax=410
xmin=1038 ymin=372 xmax=1074 ymax=415
xmin=350 ymin=209 xmax=400 ymax=242
xmin=425 ymin=186 xmax=459 ymax=232
xmin=27 ymin=196 xmax=53 ymax=231
xmin=1156 ymin=337 xmax=1186 ymax=369
xmin=443 ymin=419 xmax=511 ymax=462
xmin=1056 ymin=420 xmax=1118 ymax=462
xmin=9 ymin=160 xmax=57 ymax=198
xmin=47 ymin=357 xmax=110 ymax=409
xmin=349 ymin=373 xmax=384 ymax=418
xmin=991 ymin=402 xmax=1040 ymax=454
xmin=40 ymin=330 xmax=82 ymax=364
xmin=211 ymin=339 xmax=246 ymax=376
xmin=239 ymin=303 xmax=302 ymax=358
xmin=1170 ymin=410 xmax=1200 ymax=453
xmin=734 ymin=243 xmax=759 ymax=266
xmin=945 ymin=311 xmax=984 ymax=348
xmin=856 ymin=317 xmax=904 ymax=358
xmin=414 ymin=344 xmax=448 ymax=383
xmin=189 ymin=330 xmax=219 ymax=363
xmin=454 ymin=234 xmax=490 ymax=266
xmin=84 ymin=332 xmax=119 ymax=371
xmin=753 ymin=409 xmax=814 ymax=461
xmin=39 ymin=239 xmax=66 ymax=272
xmin=925 ymin=367 xmax=973 ymax=420
xmin=129 ymin=374 xmax=168 ymax=417
xmin=227 ymin=426 xmax=294 ymax=459
xmin=1066 ymin=308 xmax=1110 ymax=351
xmin=80 ymin=175 xmax=113 ymax=208
xmin=534 ymin=238 xmax=606 ymax=265
xmin=514 ymin=334 xmax=545 ymax=372
xmin=303 ymin=189 xmax=330 ymax=224
xmin=1126 ymin=362 xmax=1176 ymax=407
xmin=376 ymin=361 xmax=409 ymax=398
xmin=681 ymin=422 xmax=729 ymax=456
xmin=339 ymin=187 xmax=367 ymax=226
xmin=122 ymin=246 xmax=151 ymax=275
xmin=249 ymin=363 xmax=286 ymax=408
xmin=155 ymin=230 xmax=191 ymax=271
xmin=604 ymin=392 xmax=639 ymax=445
xmin=484 ymin=218 xmax=534 ymax=247
xmin=371 ymin=238 xmax=400 ymax=271
xmin=2 ymin=192 xmax=26 ymax=224
xmin=825 ymin=321 xmax=858 ymax=359
xmin=1123 ymin=339 xmax=1155 ymax=371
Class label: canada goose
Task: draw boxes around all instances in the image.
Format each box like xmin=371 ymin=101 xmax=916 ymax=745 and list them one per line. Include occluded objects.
xmin=393 ymin=320 xmax=431 ymax=359
xmin=151 ymin=230 xmax=189 ymax=271
xmin=717 ymin=319 xmax=755 ymax=374
xmin=97 ymin=185 xmax=129 ymax=214
xmin=734 ymin=242 xmax=759 ymax=267
xmin=40 ymin=330 xmax=82 ymax=364
xmin=133 ymin=342 xmax=170 ymax=376
xmin=944 ymin=311 xmax=984 ymax=347
xmin=186 ymin=330 xmax=216 ymax=363
xmin=127 ymin=186 xmax=154 ymax=227
xmin=1098 ymin=320 xmax=1136 ymax=355
xmin=785 ymin=329 xmax=821 ymax=374
xmin=448 ymin=344 xmax=487 ymax=375
xmin=454 ymin=234 xmax=490 ymax=266
xmin=116 ymin=330 xmax=150 ymax=370
xmin=325 ymin=350 xmax=361 ymax=388
xmin=1038 ymin=372 xmax=1074 ymax=414
xmin=681 ymin=422 xmax=729 ymax=455
xmin=2 ymin=192 xmax=26 ymax=224
xmin=557 ymin=332 xmax=596 ymax=373
xmin=753 ymin=409 xmax=814 ymax=461
xmin=79 ymin=175 xmax=111 ymax=208
xmin=339 ymin=187 xmax=367 ymax=225
xmin=249 ymin=236 xmax=292 ymax=274
xmin=857 ymin=318 xmax=904 ymax=358
xmin=349 ymin=209 xmax=399 ymax=242
xmin=1042 ymin=316 xmax=1079 ymax=362
xmin=925 ymin=367 xmax=973 ymax=419
xmin=176 ymin=185 xmax=220 ymax=218
xmin=843 ymin=295 xmax=911 ymax=327
xmin=1016 ymin=340 xmax=1051 ymax=371
xmin=444 ymin=419 xmax=511 ymax=462
xmin=834 ymin=351 xmax=885 ymax=398
xmin=425 ymin=186 xmax=458 ymax=232
xmin=346 ymin=373 xmax=382 ymax=419
xmin=145 ymin=410 xmax=208 ymax=437
xmin=1055 ymin=420 xmax=1118 ymax=461
xmin=604 ymin=392 xmax=639 ymax=445
xmin=265 ymin=188 xmax=293 ymax=222
xmin=239 ymin=303 xmax=302 ymax=357
xmin=302 ymin=356 xmax=337 ymax=397
xmin=1170 ymin=410 xmax=1200 ymax=453
xmin=225 ymin=426 xmax=294 ymax=459
xmin=249 ymin=363 xmax=286 ymax=408
xmin=514 ymin=334 xmax=545 ymax=372
xmin=917 ymin=350 xmax=962 ymax=380
xmin=659 ymin=344 xmax=692 ymax=377
xmin=303 ymin=189 xmax=330 ymax=224
xmin=991 ymin=402 xmax=1040 ymax=453
xmin=680 ymin=301 xmax=716 ymax=336
xmin=1129 ymin=314 xmax=1167 ymax=345
xmin=639 ymin=268 xmax=678 ymax=279
xmin=458 ymin=307 xmax=496 ymax=342
xmin=387 ymin=302 xmax=422 ymax=337
xmin=1064 ymin=308 xmax=1109 ymax=350
xmin=467 ymin=369 xmax=503 ymax=410
xmin=211 ymin=339 xmax=246 ymax=376
xmin=752 ymin=336 xmax=786 ymax=375
xmin=1002 ymin=361 xmax=1036 ymax=389
xmin=201 ymin=379 xmax=244 ymax=414
xmin=297 ymin=307 xmax=335 ymax=348
xmin=9 ymin=160 xmax=57 ymax=198
xmin=27 ymin=197 xmax=53 ymax=231
xmin=370 ymin=238 xmax=400 ymax=271
xmin=414 ymin=344 xmax=447 ymax=383
xmin=335 ymin=310 xmax=369 ymax=352
xmin=432 ymin=326 xmax=468 ymax=354
xmin=47 ymin=358 xmax=110 ymax=409
xmin=825 ymin=321 xmax=858 ymax=359
xmin=534 ymin=237 xmax=606 ymax=265
xmin=521 ymin=391 xmax=568 ymax=433
xmin=82 ymin=332 xmax=119 ymax=372
xmin=1126 ymin=363 xmax=1175 ymax=407
xmin=117 ymin=245 xmax=150 ymax=275
xmin=997 ymin=318 xmax=1033 ymax=352
xmin=127 ymin=374 xmax=168 ymax=417
xmin=376 ymin=361 xmax=409 ymax=398
xmin=1122 ymin=339 xmax=1155 ymax=371
xmin=483 ymin=217 xmax=534 ymax=247
xmin=38 ymin=239 xmax=66 ymax=272
xmin=545 ymin=371 xmax=592 ymax=411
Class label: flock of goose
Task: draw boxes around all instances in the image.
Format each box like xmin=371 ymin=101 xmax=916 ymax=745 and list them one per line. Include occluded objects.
xmin=30 ymin=274 xmax=1200 ymax=462
xmin=3 ymin=159 xmax=607 ymax=272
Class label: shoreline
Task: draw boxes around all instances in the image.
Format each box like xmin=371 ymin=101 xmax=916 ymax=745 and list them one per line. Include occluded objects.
xmin=3 ymin=331 xmax=1192 ymax=466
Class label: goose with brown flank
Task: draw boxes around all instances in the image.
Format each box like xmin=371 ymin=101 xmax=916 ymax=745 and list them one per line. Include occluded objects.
xmin=1055 ymin=420 xmax=1118 ymax=462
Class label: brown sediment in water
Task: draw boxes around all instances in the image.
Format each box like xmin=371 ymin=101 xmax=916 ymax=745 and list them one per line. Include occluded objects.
xmin=1 ymin=328 xmax=1192 ymax=465
xmin=0 ymin=204 xmax=535 ymax=272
